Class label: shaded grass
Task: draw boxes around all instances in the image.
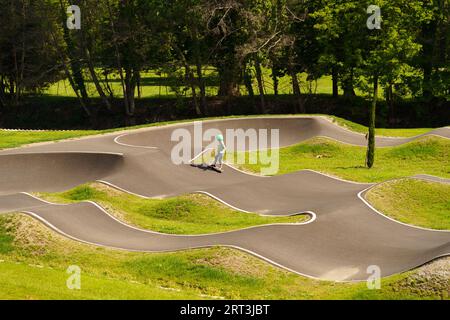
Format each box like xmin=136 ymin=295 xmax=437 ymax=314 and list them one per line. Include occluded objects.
xmin=0 ymin=130 xmax=100 ymax=149
xmin=241 ymin=136 xmax=449 ymax=182
xmin=0 ymin=213 xmax=446 ymax=300
xmin=366 ymin=179 xmax=450 ymax=230
xmin=37 ymin=183 xmax=306 ymax=235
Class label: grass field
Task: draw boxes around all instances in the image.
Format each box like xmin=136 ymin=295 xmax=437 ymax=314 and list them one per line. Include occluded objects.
xmin=44 ymin=69 xmax=342 ymax=98
xmin=37 ymin=183 xmax=306 ymax=235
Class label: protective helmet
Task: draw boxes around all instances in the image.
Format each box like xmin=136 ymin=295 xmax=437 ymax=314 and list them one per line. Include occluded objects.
xmin=216 ymin=134 xmax=224 ymax=141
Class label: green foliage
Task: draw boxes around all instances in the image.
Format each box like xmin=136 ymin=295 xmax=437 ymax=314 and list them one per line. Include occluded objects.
xmin=1 ymin=0 xmax=448 ymax=120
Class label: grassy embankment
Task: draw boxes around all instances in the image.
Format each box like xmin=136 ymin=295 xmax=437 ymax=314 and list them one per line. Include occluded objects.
xmin=0 ymin=208 xmax=448 ymax=300
xmin=240 ymin=136 xmax=449 ymax=183
xmin=36 ymin=183 xmax=306 ymax=235
xmin=366 ymin=179 xmax=450 ymax=230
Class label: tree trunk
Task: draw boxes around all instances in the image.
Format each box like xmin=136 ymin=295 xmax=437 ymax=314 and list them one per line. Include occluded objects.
xmin=63 ymin=62 xmax=90 ymax=117
xmin=12 ymin=46 xmax=20 ymax=105
xmin=420 ymin=20 xmax=436 ymax=99
xmin=85 ymin=47 xmax=112 ymax=111
xmin=387 ymin=83 xmax=394 ymax=126
xmin=217 ymin=61 xmax=241 ymax=97
xmin=0 ymin=76 xmax=5 ymax=108
xmin=290 ymin=68 xmax=304 ymax=113
xmin=332 ymin=67 xmax=339 ymax=98
xmin=243 ymin=68 xmax=254 ymax=97
xmin=174 ymin=44 xmax=202 ymax=116
xmin=196 ymin=64 xmax=207 ymax=115
xmin=254 ymin=57 xmax=266 ymax=114
xmin=272 ymin=68 xmax=279 ymax=96
xmin=366 ymin=75 xmax=378 ymax=169
xmin=50 ymin=31 xmax=91 ymax=117
xmin=59 ymin=0 xmax=89 ymax=107
xmin=185 ymin=66 xmax=201 ymax=116
xmin=137 ymin=72 xmax=141 ymax=99
xmin=106 ymin=0 xmax=130 ymax=116
xmin=343 ymin=69 xmax=356 ymax=97
xmin=422 ymin=63 xmax=433 ymax=98
xmin=124 ymin=68 xmax=138 ymax=116
xmin=192 ymin=28 xmax=207 ymax=115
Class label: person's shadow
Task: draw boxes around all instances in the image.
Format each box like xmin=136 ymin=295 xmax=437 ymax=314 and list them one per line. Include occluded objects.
xmin=190 ymin=163 xmax=222 ymax=173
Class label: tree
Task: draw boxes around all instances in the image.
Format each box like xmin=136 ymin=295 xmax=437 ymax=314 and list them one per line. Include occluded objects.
xmin=0 ymin=0 xmax=61 ymax=105
xmin=199 ymin=0 xmax=281 ymax=101
xmin=362 ymin=0 xmax=424 ymax=168
xmin=101 ymin=0 xmax=166 ymax=118
xmin=313 ymin=1 xmax=366 ymax=98
xmin=416 ymin=0 xmax=449 ymax=99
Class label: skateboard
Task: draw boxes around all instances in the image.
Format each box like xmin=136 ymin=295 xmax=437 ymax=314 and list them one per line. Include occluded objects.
xmin=208 ymin=165 xmax=223 ymax=173
xmin=190 ymin=163 xmax=223 ymax=173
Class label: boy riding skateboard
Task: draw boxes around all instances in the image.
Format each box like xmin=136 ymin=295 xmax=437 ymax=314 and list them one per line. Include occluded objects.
xmin=209 ymin=134 xmax=226 ymax=172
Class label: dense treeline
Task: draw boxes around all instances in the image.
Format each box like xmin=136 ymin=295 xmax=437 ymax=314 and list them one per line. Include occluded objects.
xmin=0 ymin=2 xmax=449 ymax=137
xmin=1 ymin=0 xmax=448 ymax=110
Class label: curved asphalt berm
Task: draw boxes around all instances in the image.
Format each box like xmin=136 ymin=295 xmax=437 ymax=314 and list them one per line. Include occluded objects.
xmin=0 ymin=116 xmax=449 ymax=281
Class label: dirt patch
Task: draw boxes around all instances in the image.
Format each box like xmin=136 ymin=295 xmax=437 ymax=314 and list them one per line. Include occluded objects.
xmin=91 ymin=182 xmax=123 ymax=197
xmin=195 ymin=247 xmax=286 ymax=278
xmin=2 ymin=213 xmax=97 ymax=258
xmin=391 ymin=257 xmax=450 ymax=299
xmin=3 ymin=213 xmax=54 ymax=256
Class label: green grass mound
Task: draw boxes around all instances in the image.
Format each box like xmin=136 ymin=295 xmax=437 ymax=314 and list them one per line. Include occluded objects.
xmin=366 ymin=179 xmax=450 ymax=230
xmin=240 ymin=136 xmax=449 ymax=182
xmin=0 ymin=212 xmax=448 ymax=300
xmin=37 ymin=183 xmax=306 ymax=235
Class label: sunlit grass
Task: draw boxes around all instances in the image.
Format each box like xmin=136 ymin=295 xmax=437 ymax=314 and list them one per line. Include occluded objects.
xmin=37 ymin=183 xmax=306 ymax=235
xmin=366 ymin=179 xmax=450 ymax=230
xmin=44 ymin=68 xmax=340 ymax=98
xmin=241 ymin=136 xmax=449 ymax=182
xmin=329 ymin=116 xmax=434 ymax=137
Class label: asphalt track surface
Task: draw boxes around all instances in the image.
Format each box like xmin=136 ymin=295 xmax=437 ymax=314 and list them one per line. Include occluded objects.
xmin=1 ymin=116 xmax=449 ymax=281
